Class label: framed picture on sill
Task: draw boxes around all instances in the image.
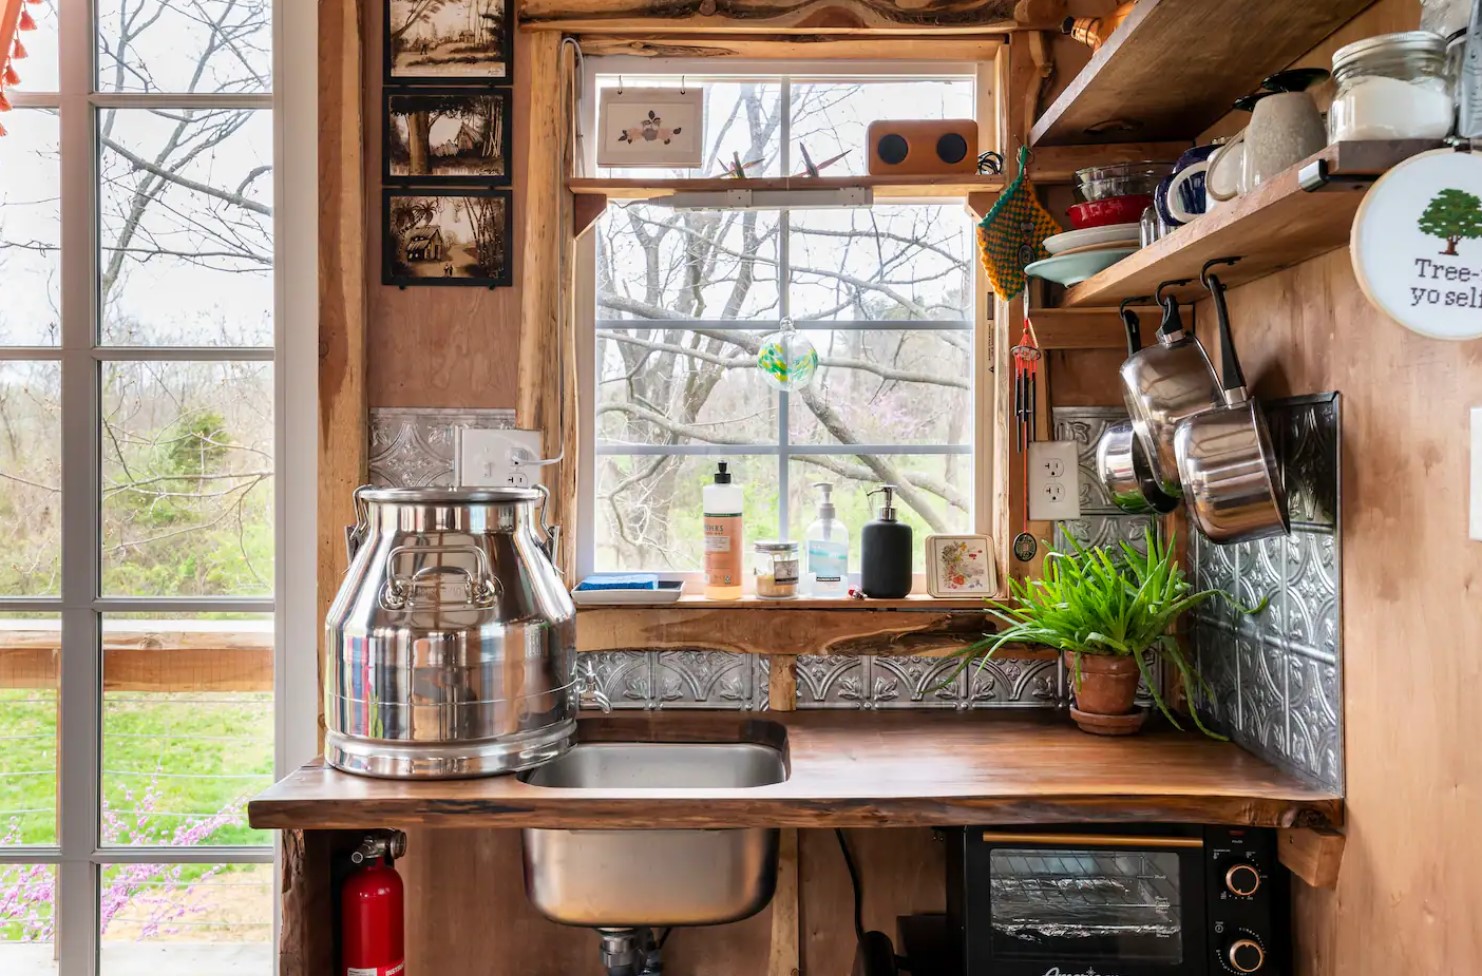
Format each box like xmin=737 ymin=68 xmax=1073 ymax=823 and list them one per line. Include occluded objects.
xmin=385 ymin=0 xmax=513 ymax=84
xmin=383 ymin=188 xmax=512 ymax=288
xmin=384 ymin=88 xmax=512 ymax=185
xmin=596 ymin=86 xmax=706 ymax=169
xmin=925 ymin=534 xmax=996 ymax=598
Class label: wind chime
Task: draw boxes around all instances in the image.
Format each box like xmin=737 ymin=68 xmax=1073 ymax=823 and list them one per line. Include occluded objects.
xmin=0 ymin=0 xmax=41 ymax=137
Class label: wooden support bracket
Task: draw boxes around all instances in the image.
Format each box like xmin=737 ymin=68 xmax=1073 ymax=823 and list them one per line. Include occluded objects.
xmin=1278 ymin=825 xmax=1345 ymax=889
xmin=573 ymin=192 xmax=608 ymax=238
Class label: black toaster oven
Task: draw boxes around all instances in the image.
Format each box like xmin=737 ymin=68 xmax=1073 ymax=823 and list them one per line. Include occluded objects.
xmin=945 ymin=825 xmax=1286 ymax=976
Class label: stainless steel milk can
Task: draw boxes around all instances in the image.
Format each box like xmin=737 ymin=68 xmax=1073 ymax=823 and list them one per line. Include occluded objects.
xmin=324 ymin=486 xmax=576 ymax=779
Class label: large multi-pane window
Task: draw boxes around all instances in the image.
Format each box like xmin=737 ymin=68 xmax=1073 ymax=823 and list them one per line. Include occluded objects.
xmin=0 ymin=1 xmax=298 ymax=973
xmin=579 ymin=66 xmax=980 ymax=578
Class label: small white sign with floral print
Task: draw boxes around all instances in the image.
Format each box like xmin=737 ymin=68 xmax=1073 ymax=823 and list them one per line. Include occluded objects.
xmin=925 ymin=534 xmax=996 ymax=598
xmin=597 ymin=86 xmax=705 ymax=169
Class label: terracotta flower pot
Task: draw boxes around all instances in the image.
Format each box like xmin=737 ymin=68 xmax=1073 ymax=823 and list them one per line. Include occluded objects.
xmin=1065 ymin=652 xmax=1146 ymax=736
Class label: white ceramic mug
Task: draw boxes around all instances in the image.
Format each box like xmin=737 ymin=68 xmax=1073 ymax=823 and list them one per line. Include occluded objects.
xmin=1210 ymin=93 xmax=1326 ymax=201
xmin=1206 ymin=134 xmax=1245 ymax=210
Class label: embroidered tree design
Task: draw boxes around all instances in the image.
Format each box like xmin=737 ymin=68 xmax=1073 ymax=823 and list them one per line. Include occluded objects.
xmin=1417 ymin=188 xmax=1482 ymax=256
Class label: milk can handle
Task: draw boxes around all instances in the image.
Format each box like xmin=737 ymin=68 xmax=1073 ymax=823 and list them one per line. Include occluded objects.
xmin=345 ymin=485 xmax=375 ymax=562
xmin=380 ymin=545 xmax=501 ymax=611
xmin=533 ymin=484 xmax=563 ymax=572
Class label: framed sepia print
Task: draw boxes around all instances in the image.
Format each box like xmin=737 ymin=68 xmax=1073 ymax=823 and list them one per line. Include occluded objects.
xmin=383 ymin=189 xmax=512 ymax=287
xmin=384 ymin=88 xmax=511 ymax=185
xmin=925 ymin=534 xmax=996 ymax=598
xmin=385 ymin=0 xmax=513 ymax=84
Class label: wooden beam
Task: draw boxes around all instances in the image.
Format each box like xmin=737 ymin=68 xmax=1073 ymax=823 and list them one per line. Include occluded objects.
xmin=577 ymin=605 xmax=1038 ymax=659
xmin=318 ymin=0 xmax=367 ymax=751
xmin=568 ymin=175 xmax=1005 ymax=200
xmin=519 ymin=0 xmax=1064 ymax=34
xmin=0 ymin=645 xmax=273 ymax=693
xmin=1279 ymin=825 xmax=1345 ymax=889
xmin=768 ymin=828 xmax=801 ymax=976
xmin=575 ymin=32 xmax=1006 ymax=59
xmin=517 ymin=33 xmax=579 ymax=576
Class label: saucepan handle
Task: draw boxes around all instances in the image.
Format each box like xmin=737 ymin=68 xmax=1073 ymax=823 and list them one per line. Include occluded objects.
xmin=1201 ymin=259 xmax=1247 ymax=402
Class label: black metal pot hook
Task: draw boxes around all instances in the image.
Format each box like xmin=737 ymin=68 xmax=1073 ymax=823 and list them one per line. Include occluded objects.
xmin=1199 ymin=256 xmax=1242 ymax=292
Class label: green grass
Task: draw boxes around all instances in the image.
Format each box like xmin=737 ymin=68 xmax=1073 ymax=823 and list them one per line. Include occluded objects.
xmin=0 ymin=689 xmax=274 ymax=848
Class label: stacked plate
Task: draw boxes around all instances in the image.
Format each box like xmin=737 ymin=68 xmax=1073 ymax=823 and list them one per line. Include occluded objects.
xmin=1026 ymin=223 xmax=1140 ymax=287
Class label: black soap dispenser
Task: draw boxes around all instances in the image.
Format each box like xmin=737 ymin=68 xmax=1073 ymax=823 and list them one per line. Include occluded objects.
xmin=861 ymin=485 xmax=913 ymax=599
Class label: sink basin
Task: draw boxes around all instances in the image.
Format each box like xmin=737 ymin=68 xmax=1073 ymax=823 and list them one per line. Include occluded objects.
xmin=520 ymin=742 xmax=786 ymax=927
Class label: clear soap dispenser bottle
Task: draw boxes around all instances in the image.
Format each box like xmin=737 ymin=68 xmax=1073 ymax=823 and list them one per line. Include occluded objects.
xmin=805 ymin=482 xmax=849 ymax=596
xmin=861 ymin=484 xmax=913 ymax=599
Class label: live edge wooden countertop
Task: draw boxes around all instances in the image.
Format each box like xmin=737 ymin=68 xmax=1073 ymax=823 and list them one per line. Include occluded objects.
xmin=248 ymin=711 xmax=1341 ymax=831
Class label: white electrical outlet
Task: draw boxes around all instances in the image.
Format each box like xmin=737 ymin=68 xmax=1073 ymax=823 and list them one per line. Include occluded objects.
xmin=1471 ymin=408 xmax=1482 ymax=542
xmin=1028 ymin=441 xmax=1082 ymax=522
xmin=456 ymin=428 xmax=545 ymax=488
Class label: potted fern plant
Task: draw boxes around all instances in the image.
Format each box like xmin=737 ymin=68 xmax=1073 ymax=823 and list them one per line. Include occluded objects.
xmin=954 ymin=529 xmax=1263 ymax=737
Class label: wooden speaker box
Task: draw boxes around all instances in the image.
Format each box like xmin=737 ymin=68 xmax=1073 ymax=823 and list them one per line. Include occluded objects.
xmin=866 ymin=120 xmax=979 ymax=176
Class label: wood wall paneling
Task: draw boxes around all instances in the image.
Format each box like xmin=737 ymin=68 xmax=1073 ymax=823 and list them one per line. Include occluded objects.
xmin=362 ymin=4 xmax=527 ymax=409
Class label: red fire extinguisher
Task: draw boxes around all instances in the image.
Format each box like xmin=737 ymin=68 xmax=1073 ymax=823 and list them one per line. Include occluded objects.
xmin=342 ymin=831 xmax=408 ymax=976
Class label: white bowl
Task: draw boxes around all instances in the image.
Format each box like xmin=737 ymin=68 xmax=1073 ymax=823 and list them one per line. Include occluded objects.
xmin=1043 ymin=223 xmax=1142 ymax=255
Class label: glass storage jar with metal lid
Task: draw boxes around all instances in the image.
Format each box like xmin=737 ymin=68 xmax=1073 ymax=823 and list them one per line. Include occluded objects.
xmin=1329 ymin=31 xmax=1455 ymax=142
xmin=752 ymin=540 xmax=800 ymax=599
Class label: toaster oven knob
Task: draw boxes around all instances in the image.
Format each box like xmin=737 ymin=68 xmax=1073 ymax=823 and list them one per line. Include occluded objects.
xmin=1226 ymin=938 xmax=1266 ymax=973
xmin=1224 ymin=862 xmax=1262 ymax=897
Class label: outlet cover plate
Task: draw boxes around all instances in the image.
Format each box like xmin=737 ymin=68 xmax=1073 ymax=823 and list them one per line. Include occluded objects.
xmin=1028 ymin=440 xmax=1082 ymax=522
xmin=456 ymin=428 xmax=544 ymax=488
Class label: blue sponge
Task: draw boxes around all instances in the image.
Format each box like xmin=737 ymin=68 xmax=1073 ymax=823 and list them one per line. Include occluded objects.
xmin=574 ymin=573 xmax=661 ymax=591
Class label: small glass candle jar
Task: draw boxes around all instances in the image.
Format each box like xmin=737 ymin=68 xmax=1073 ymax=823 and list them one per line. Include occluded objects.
xmin=1329 ymin=31 xmax=1455 ymax=143
xmin=752 ymin=541 xmax=800 ymax=599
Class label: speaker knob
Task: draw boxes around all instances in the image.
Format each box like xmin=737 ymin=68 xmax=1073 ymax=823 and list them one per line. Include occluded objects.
xmin=1225 ymin=863 xmax=1261 ymax=897
xmin=1226 ymin=938 xmax=1265 ymax=973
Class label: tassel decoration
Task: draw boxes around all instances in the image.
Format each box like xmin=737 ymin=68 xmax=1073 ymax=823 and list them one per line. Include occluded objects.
xmin=0 ymin=121 xmax=8 ymax=136
xmin=4 ymin=64 xmax=17 ymax=86
xmin=12 ymin=38 xmax=26 ymax=59
xmin=18 ymin=8 xmax=34 ymax=29
xmin=0 ymin=92 xmax=11 ymax=112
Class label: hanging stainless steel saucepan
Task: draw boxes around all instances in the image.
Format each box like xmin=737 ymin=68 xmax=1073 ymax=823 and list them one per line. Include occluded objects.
xmin=1173 ymin=261 xmax=1289 ymax=545
xmin=1119 ymin=280 xmax=1224 ymax=497
xmin=1096 ymin=301 xmax=1179 ymax=515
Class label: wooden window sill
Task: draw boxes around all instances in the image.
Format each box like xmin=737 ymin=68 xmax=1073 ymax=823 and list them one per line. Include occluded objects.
xmin=575 ymin=593 xmax=997 ymax=612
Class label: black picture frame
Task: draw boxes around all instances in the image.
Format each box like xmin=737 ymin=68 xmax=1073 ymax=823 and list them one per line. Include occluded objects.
xmin=383 ymin=87 xmax=513 ymax=186
xmin=383 ymin=188 xmax=514 ymax=288
xmin=384 ymin=0 xmax=514 ymax=86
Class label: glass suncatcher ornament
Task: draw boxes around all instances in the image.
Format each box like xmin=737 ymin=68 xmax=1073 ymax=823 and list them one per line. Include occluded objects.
xmin=756 ymin=319 xmax=819 ymax=391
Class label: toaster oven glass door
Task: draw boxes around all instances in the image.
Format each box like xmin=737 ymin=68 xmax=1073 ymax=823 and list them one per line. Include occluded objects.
xmin=988 ymin=846 xmax=1185 ymax=963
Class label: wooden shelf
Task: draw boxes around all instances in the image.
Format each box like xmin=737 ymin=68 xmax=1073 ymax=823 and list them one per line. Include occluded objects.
xmin=1060 ymin=141 xmax=1440 ymax=309
xmin=568 ymin=174 xmax=1005 ymax=200
xmin=1030 ymin=0 xmax=1375 ymax=147
xmin=248 ymin=710 xmax=1343 ymax=831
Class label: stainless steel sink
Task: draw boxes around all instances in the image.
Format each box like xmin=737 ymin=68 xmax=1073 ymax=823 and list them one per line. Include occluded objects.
xmin=520 ymin=742 xmax=786 ymax=927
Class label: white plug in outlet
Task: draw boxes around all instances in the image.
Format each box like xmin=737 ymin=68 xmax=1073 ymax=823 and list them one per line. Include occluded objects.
xmin=456 ymin=428 xmax=545 ymax=488
xmin=1028 ymin=441 xmax=1082 ymax=522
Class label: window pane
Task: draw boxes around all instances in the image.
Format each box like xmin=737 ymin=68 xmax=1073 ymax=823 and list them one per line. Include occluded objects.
xmin=788 ymin=455 xmax=970 ymax=572
xmin=0 ymin=362 xmax=61 ymax=595
xmin=0 ymin=863 xmax=57 ymax=974
xmin=597 ymin=204 xmax=781 ymax=322
xmin=99 ymin=862 xmax=272 ymax=975
xmin=102 ymin=614 xmax=273 ymax=848
xmin=96 ymin=0 xmax=271 ymax=94
xmin=788 ymin=329 xmax=971 ymax=446
xmin=11 ymin=1 xmax=59 ymax=93
xmin=99 ymin=109 xmax=273 ymax=346
xmin=597 ymin=329 xmax=777 ymax=447
xmin=0 ymin=110 xmax=61 ymax=346
xmin=789 ymin=206 xmax=972 ymax=322
xmin=594 ymin=79 xmax=784 ymax=178
xmin=596 ymin=454 xmax=779 ymax=573
xmin=101 ymin=361 xmax=274 ymax=598
xmin=790 ymin=79 xmax=975 ymax=178
xmin=0 ymin=614 xmax=59 ymax=846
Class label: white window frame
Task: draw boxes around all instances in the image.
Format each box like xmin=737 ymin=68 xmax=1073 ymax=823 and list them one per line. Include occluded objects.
xmin=574 ymin=58 xmax=994 ymax=585
xmin=0 ymin=0 xmax=318 ymax=971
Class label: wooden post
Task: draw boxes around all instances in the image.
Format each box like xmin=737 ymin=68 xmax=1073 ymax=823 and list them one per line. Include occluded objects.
xmin=317 ymin=0 xmax=367 ymax=750
xmin=768 ymin=655 xmax=800 ymax=976
xmin=516 ymin=32 xmax=579 ymax=575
